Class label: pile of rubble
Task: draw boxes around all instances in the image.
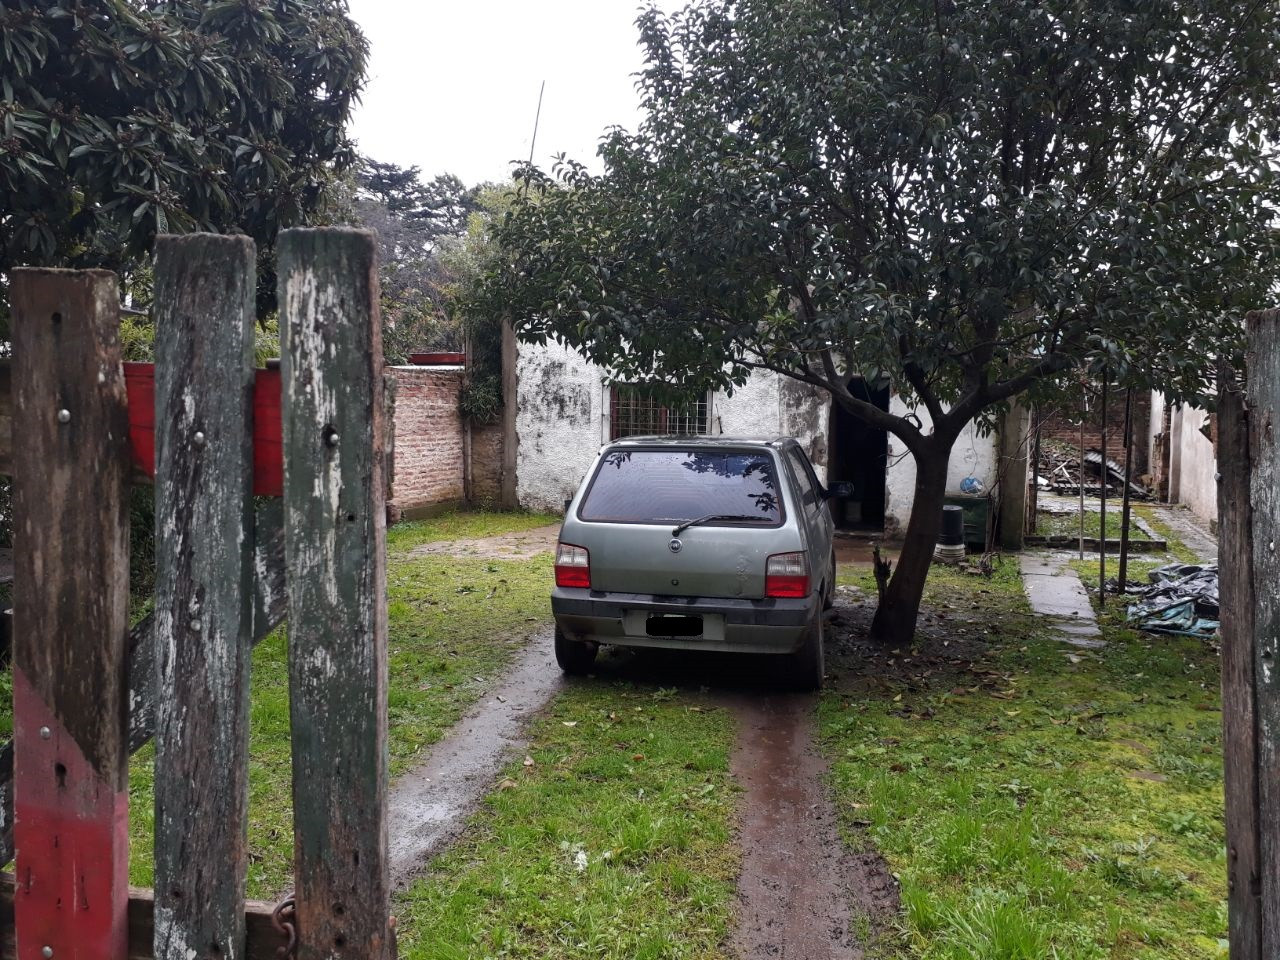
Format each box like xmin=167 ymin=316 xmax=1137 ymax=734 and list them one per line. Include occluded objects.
xmin=1035 ymin=439 xmax=1151 ymax=500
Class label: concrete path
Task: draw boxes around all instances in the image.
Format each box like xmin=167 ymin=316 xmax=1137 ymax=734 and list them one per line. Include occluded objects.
xmin=386 ymin=628 xmax=564 ymax=890
xmin=1019 ymin=553 xmax=1103 ymax=647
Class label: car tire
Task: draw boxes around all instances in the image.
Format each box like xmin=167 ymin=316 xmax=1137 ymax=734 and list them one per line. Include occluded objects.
xmin=789 ymin=612 xmax=825 ymax=692
xmin=823 ymin=549 xmax=837 ymax=611
xmin=554 ymin=627 xmax=598 ymax=675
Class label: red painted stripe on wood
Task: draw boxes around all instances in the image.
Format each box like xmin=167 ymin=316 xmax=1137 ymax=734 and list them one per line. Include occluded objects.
xmin=13 ymin=667 xmax=129 ymax=960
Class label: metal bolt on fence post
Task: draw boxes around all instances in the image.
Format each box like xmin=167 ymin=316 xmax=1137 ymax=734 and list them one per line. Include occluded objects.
xmin=194 ymin=430 xmax=206 ymax=447
xmin=56 ymin=409 xmax=70 ymax=424
xmin=39 ymin=726 xmax=50 ymax=740
xmin=42 ymin=946 xmax=53 ymax=958
xmin=325 ymin=430 xmax=340 ymax=448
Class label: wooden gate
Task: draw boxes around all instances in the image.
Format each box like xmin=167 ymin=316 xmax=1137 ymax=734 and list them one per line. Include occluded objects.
xmin=0 ymin=229 xmax=395 ymax=960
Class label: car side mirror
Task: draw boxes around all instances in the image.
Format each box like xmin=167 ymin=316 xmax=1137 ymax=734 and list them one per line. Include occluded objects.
xmin=825 ymin=481 xmax=855 ymax=500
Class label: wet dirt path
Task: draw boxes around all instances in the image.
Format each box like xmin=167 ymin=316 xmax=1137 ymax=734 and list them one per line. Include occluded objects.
xmin=727 ymin=692 xmax=892 ymax=960
xmin=386 ymin=628 xmax=563 ymax=889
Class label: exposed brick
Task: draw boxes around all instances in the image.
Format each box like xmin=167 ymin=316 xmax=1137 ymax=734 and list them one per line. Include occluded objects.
xmin=1036 ymin=388 xmax=1151 ymax=474
xmin=388 ymin=367 xmax=466 ymax=512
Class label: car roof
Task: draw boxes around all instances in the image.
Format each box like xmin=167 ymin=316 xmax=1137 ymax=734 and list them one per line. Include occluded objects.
xmin=605 ymin=435 xmax=793 ymax=449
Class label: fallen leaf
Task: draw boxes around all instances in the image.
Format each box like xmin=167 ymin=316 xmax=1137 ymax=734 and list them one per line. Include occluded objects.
xmin=498 ymin=779 xmax=518 ymax=791
xmin=523 ymin=755 xmax=535 ymax=767
xmin=632 ymin=753 xmax=646 ymax=762
xmin=562 ymin=721 xmax=578 ymax=727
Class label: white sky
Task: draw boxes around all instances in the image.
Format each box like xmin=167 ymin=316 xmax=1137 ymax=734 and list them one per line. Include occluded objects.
xmin=346 ymin=0 xmax=681 ymax=187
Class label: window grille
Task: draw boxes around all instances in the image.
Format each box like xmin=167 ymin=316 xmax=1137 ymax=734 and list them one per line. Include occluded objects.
xmin=610 ymin=385 xmax=710 ymax=440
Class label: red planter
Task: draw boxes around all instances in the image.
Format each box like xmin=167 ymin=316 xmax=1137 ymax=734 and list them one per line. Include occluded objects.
xmin=408 ymin=351 xmax=465 ymax=366
xmin=123 ymin=362 xmax=284 ymax=497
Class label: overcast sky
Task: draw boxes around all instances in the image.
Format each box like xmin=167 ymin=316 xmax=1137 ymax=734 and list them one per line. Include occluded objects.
xmin=346 ymin=1 xmax=681 ymax=187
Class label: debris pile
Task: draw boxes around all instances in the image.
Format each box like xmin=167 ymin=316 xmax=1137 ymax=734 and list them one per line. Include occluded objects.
xmin=1121 ymin=562 xmax=1219 ymax=638
xmin=1035 ymin=440 xmax=1151 ymax=500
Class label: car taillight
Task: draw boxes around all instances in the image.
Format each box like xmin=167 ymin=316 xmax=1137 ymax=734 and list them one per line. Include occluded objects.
xmin=765 ymin=551 xmax=809 ymax=598
xmin=555 ymin=542 xmax=591 ymax=588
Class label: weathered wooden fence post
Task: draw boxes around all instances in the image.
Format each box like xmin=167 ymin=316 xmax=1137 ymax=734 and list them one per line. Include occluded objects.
xmin=1220 ymin=309 xmax=1280 ymax=959
xmin=279 ymin=228 xmax=393 ymax=960
xmin=10 ymin=269 xmax=131 ymax=960
xmin=152 ymin=235 xmax=258 ymax=960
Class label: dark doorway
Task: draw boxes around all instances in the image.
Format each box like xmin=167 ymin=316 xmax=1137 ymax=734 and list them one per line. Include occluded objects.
xmin=828 ymin=378 xmax=890 ymax=530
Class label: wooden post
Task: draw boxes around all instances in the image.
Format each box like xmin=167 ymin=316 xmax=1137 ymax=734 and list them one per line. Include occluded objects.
xmin=0 ymin=504 xmax=286 ymax=868
xmin=151 ymin=235 xmax=258 ymax=960
xmin=279 ymin=228 xmax=393 ymax=960
xmin=1117 ymin=388 xmax=1135 ymax=590
xmin=1218 ymin=357 xmax=1261 ymax=956
xmin=1246 ymin=311 xmax=1280 ymax=953
xmin=10 ymin=269 xmax=131 ymax=960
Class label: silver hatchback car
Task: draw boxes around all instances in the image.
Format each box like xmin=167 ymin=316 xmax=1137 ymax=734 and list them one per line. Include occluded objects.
xmin=551 ymin=437 xmax=850 ymax=689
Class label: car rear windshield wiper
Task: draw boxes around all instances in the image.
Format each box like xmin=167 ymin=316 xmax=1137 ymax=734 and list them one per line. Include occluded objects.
xmin=672 ymin=514 xmax=771 ymax=536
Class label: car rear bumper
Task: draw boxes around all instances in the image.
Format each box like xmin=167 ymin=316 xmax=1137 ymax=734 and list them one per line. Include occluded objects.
xmin=551 ymin=587 xmax=816 ymax=654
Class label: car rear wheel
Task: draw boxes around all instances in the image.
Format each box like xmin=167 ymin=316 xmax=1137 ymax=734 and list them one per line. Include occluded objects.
xmin=789 ymin=612 xmax=825 ymax=691
xmin=823 ymin=549 xmax=837 ymax=610
xmin=554 ymin=627 xmax=598 ymax=675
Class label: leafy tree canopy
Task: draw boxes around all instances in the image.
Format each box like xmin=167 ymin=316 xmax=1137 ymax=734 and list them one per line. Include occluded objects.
xmin=477 ymin=0 xmax=1280 ymax=642
xmin=0 ymin=0 xmax=368 ymax=312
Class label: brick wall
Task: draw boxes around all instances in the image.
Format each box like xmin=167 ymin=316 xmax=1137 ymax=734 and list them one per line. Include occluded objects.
xmin=1036 ymin=388 xmax=1151 ymax=475
xmin=389 ymin=367 xmax=466 ymax=515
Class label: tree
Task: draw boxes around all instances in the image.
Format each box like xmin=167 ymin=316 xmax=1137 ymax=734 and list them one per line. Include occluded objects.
xmin=350 ymin=159 xmax=482 ymax=362
xmin=476 ymin=0 xmax=1280 ymax=645
xmin=0 ymin=0 xmax=368 ymax=314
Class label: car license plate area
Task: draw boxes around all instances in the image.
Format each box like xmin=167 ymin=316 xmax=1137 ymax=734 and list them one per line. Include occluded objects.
xmin=646 ymin=614 xmax=703 ymax=637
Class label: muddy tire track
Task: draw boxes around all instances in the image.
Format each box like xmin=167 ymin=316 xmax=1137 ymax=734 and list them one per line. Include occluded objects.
xmin=727 ymin=693 xmax=897 ymax=960
xmin=386 ymin=629 xmax=563 ymax=889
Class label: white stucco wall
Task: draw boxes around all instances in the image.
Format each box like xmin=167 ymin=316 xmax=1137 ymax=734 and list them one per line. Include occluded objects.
xmin=514 ymin=341 xmax=999 ymax=532
xmin=514 ymin=340 xmax=608 ymax=512
xmin=883 ymin=395 xmax=999 ymax=532
xmin=1172 ymin=403 xmax=1218 ymax=525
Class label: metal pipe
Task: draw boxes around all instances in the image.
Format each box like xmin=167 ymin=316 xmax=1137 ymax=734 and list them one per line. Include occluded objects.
xmin=1118 ymin=387 xmax=1135 ymax=590
xmin=1099 ymin=370 xmax=1108 ymax=607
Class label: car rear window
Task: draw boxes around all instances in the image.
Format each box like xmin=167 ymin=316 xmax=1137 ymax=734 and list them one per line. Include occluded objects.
xmin=580 ymin=448 xmax=783 ymax=524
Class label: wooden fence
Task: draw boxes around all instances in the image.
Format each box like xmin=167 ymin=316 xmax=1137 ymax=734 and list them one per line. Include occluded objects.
xmin=0 ymin=229 xmax=395 ymax=960
xmin=1219 ymin=308 xmax=1280 ymax=960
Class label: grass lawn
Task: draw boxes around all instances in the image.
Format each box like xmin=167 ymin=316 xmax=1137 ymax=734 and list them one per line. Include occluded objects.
xmin=1035 ymin=509 xmax=1153 ymax=542
xmin=396 ymin=680 xmax=739 ymax=960
xmin=114 ymin=508 xmax=556 ymax=897
xmin=826 ymin=553 xmax=1225 ymax=958
xmin=386 ymin=509 xmax=559 ymax=553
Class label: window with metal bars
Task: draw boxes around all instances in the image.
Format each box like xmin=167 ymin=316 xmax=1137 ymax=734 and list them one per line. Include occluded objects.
xmin=609 ymin=385 xmax=711 ymax=440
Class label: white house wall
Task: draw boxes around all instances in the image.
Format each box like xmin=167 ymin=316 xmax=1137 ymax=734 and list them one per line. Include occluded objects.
xmin=883 ymin=394 xmax=998 ymax=533
xmin=514 ymin=340 xmax=608 ymax=512
xmin=514 ymin=341 xmax=999 ymax=530
xmin=1172 ymin=403 xmax=1218 ymax=526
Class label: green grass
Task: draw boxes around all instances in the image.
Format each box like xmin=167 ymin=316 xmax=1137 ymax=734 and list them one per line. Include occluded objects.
xmin=396 ymin=681 xmax=740 ymax=960
xmin=1035 ymin=509 xmax=1153 ymax=542
xmin=386 ymin=508 xmax=559 ymax=553
xmin=826 ymin=539 xmax=1226 ymax=958
xmin=119 ymin=512 xmax=558 ymax=898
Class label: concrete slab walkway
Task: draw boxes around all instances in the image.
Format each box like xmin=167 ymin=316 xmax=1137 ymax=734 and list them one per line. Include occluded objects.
xmin=1019 ymin=553 xmax=1103 ymax=647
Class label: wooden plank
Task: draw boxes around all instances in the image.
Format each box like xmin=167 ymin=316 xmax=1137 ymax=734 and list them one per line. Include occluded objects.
xmin=10 ymin=268 xmax=131 ymax=960
xmin=1 ymin=875 xmax=292 ymax=960
xmin=151 ymin=234 xmax=257 ymax=960
xmin=0 ymin=503 xmax=288 ymax=868
xmin=1218 ymin=360 xmax=1261 ymax=957
xmin=1247 ymin=309 xmax=1280 ymax=957
xmin=279 ymin=228 xmax=393 ymax=960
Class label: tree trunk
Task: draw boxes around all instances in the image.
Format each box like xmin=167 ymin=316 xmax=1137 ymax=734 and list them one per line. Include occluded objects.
xmin=869 ymin=444 xmax=950 ymax=647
